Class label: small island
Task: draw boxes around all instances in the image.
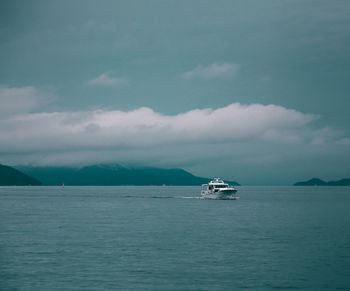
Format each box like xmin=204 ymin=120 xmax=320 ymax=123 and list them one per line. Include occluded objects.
xmin=294 ymin=178 xmax=350 ymax=186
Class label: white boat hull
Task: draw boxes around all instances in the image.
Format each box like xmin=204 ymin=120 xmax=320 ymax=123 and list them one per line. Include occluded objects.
xmin=201 ymin=188 xmax=238 ymax=199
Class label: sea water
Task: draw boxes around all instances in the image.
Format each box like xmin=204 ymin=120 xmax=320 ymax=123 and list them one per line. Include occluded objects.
xmin=1 ymin=186 xmax=350 ymax=290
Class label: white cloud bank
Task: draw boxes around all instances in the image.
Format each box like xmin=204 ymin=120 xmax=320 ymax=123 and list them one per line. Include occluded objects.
xmin=87 ymin=72 xmax=128 ymax=86
xmin=0 ymin=102 xmax=347 ymax=160
xmin=182 ymin=63 xmax=239 ymax=79
xmin=0 ymin=103 xmax=317 ymax=152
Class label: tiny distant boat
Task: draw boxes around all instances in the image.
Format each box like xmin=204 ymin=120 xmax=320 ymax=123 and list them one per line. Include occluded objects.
xmin=201 ymin=178 xmax=238 ymax=199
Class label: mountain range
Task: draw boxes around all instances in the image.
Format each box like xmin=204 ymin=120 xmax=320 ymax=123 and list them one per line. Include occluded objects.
xmin=293 ymin=178 xmax=350 ymax=186
xmin=17 ymin=164 xmax=240 ymax=186
xmin=3 ymin=163 xmax=349 ymax=187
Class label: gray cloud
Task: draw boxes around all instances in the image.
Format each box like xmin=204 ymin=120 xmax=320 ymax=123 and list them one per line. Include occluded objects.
xmin=87 ymin=72 xmax=128 ymax=86
xmin=0 ymin=86 xmax=54 ymax=114
xmin=182 ymin=63 xmax=239 ymax=79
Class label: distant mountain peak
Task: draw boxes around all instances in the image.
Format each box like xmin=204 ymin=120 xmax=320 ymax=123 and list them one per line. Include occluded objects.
xmin=0 ymin=164 xmax=41 ymax=186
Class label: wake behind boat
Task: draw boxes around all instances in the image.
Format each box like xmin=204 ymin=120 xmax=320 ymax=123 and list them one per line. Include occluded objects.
xmin=201 ymin=178 xmax=238 ymax=199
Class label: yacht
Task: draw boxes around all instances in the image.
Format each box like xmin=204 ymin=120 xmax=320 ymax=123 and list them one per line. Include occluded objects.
xmin=201 ymin=178 xmax=238 ymax=199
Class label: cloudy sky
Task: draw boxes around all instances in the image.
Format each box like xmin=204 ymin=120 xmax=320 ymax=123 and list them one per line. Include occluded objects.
xmin=0 ymin=0 xmax=349 ymax=184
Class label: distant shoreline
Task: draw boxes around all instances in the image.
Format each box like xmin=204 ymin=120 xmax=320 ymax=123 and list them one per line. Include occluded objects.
xmin=294 ymin=178 xmax=350 ymax=186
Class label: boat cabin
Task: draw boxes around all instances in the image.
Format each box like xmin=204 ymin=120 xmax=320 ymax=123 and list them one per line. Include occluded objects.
xmin=202 ymin=178 xmax=229 ymax=191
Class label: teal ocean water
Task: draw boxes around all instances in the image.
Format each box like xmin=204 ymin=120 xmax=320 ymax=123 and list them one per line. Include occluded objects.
xmin=1 ymin=186 xmax=350 ymax=290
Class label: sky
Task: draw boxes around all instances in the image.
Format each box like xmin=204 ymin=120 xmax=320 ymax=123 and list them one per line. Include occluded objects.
xmin=0 ymin=0 xmax=349 ymax=185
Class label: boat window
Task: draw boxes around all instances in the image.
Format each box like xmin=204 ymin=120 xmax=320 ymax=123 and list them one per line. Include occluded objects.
xmin=214 ymin=185 xmax=228 ymax=188
xmin=209 ymin=185 xmax=213 ymax=190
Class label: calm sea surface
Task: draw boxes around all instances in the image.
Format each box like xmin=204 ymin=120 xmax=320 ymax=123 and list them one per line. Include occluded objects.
xmin=1 ymin=186 xmax=350 ymax=290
